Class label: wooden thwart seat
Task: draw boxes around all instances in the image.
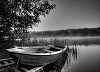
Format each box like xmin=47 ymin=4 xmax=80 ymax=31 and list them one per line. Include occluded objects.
xmin=0 ymin=58 xmax=12 ymax=62
xmin=0 ymin=58 xmax=15 ymax=68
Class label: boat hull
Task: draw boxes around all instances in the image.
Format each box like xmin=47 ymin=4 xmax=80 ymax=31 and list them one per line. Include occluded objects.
xmin=9 ymin=51 xmax=64 ymax=66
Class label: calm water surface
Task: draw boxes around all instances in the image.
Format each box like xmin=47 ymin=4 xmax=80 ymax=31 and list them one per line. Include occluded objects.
xmin=62 ymin=45 xmax=100 ymax=72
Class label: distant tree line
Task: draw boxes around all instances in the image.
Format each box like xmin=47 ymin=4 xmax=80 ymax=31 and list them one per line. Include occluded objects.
xmin=30 ymin=27 xmax=100 ymax=37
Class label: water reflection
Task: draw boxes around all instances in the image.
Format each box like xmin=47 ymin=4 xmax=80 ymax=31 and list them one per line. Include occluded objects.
xmin=62 ymin=45 xmax=100 ymax=72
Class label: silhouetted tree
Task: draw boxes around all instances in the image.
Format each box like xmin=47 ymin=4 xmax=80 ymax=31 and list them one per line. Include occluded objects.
xmin=0 ymin=0 xmax=56 ymax=48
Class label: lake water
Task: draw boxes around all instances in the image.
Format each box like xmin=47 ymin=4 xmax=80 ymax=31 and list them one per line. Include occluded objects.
xmin=61 ymin=45 xmax=100 ymax=72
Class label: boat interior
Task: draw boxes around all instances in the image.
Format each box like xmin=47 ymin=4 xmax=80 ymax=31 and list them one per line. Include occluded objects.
xmin=6 ymin=45 xmax=64 ymax=54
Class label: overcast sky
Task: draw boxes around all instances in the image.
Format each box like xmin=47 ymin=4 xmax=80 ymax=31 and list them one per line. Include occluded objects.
xmin=33 ymin=0 xmax=100 ymax=31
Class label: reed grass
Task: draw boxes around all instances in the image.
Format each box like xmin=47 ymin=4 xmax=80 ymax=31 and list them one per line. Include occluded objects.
xmin=14 ymin=37 xmax=100 ymax=46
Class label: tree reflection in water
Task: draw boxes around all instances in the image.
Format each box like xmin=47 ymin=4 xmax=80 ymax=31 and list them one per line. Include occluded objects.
xmin=42 ymin=45 xmax=78 ymax=72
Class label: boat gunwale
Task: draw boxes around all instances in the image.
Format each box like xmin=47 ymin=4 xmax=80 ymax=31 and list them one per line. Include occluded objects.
xmin=6 ymin=46 xmax=67 ymax=56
